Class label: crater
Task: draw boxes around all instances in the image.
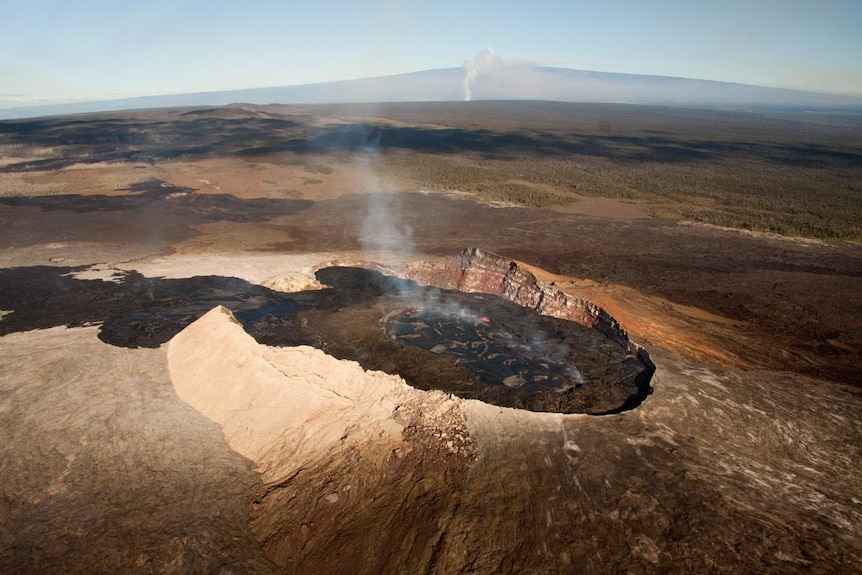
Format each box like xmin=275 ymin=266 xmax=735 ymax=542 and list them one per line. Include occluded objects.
xmin=247 ymin=260 xmax=654 ymax=415
xmin=305 ymin=254 xmax=655 ymax=415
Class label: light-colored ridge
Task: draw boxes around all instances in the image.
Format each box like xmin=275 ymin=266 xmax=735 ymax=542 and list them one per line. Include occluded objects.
xmin=166 ymin=305 xmax=412 ymax=483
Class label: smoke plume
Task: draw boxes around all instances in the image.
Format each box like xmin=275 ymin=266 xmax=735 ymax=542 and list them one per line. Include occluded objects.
xmin=351 ymin=130 xmax=414 ymax=262
xmin=462 ymin=47 xmax=501 ymax=101
xmin=360 ymin=189 xmax=414 ymax=255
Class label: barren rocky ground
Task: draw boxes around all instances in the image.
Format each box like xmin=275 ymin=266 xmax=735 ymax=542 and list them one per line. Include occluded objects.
xmin=1 ymin=103 xmax=860 ymax=573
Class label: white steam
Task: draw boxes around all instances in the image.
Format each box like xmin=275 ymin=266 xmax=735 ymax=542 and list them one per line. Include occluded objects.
xmin=462 ymin=47 xmax=502 ymax=101
xmin=354 ymin=141 xmax=414 ymax=260
xmin=360 ymin=190 xmax=414 ymax=255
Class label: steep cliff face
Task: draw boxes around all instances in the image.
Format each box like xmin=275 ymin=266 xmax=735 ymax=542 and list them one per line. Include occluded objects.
xmin=458 ymin=248 xmax=626 ymax=337
xmin=407 ymin=248 xmax=631 ymax=343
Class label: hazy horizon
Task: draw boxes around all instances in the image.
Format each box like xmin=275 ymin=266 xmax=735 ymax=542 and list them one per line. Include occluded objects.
xmin=4 ymin=62 xmax=862 ymax=121
xmin=3 ymin=0 xmax=861 ymax=111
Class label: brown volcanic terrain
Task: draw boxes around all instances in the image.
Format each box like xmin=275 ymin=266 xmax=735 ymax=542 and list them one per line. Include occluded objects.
xmin=0 ymin=102 xmax=861 ymax=573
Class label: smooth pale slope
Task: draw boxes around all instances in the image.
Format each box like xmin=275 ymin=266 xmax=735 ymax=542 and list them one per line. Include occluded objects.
xmin=4 ymin=65 xmax=860 ymax=119
xmin=166 ymin=305 xmax=459 ymax=483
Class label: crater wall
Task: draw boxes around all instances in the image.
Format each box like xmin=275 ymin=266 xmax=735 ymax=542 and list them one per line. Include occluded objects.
xmin=406 ymin=247 xmax=655 ymax=385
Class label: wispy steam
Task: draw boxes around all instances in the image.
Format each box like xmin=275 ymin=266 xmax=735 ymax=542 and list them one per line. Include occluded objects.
xmin=352 ymin=130 xmax=414 ymax=260
xmin=462 ymin=47 xmax=502 ymax=101
xmin=360 ymin=189 xmax=414 ymax=255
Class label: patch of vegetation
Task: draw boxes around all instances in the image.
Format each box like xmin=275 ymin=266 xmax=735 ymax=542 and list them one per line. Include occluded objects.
xmin=683 ymin=205 xmax=860 ymax=240
xmin=279 ymin=189 xmax=303 ymax=198
xmin=302 ymin=177 xmax=322 ymax=185
xmin=235 ymin=150 xmax=306 ymax=166
xmin=469 ymin=183 xmax=577 ymax=207
xmin=375 ymin=108 xmax=861 ymax=240
xmin=2 ymin=102 xmax=859 ymax=240
xmin=304 ymin=164 xmax=333 ymax=174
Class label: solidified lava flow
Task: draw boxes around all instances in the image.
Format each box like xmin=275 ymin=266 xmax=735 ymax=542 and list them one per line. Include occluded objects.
xmin=367 ymin=284 xmax=651 ymax=414
xmin=292 ymin=267 xmax=653 ymax=415
xmin=385 ymin=303 xmax=585 ymax=392
xmin=0 ymin=264 xmax=653 ymax=414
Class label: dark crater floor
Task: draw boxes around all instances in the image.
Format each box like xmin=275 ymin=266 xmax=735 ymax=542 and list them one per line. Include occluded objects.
xmin=0 ymin=265 xmax=652 ymax=414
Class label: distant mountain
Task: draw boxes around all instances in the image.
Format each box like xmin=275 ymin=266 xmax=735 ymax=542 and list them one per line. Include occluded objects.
xmin=2 ymin=65 xmax=861 ymax=119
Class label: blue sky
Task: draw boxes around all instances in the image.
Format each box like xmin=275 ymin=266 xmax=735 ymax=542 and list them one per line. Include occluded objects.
xmin=1 ymin=0 xmax=861 ymax=108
